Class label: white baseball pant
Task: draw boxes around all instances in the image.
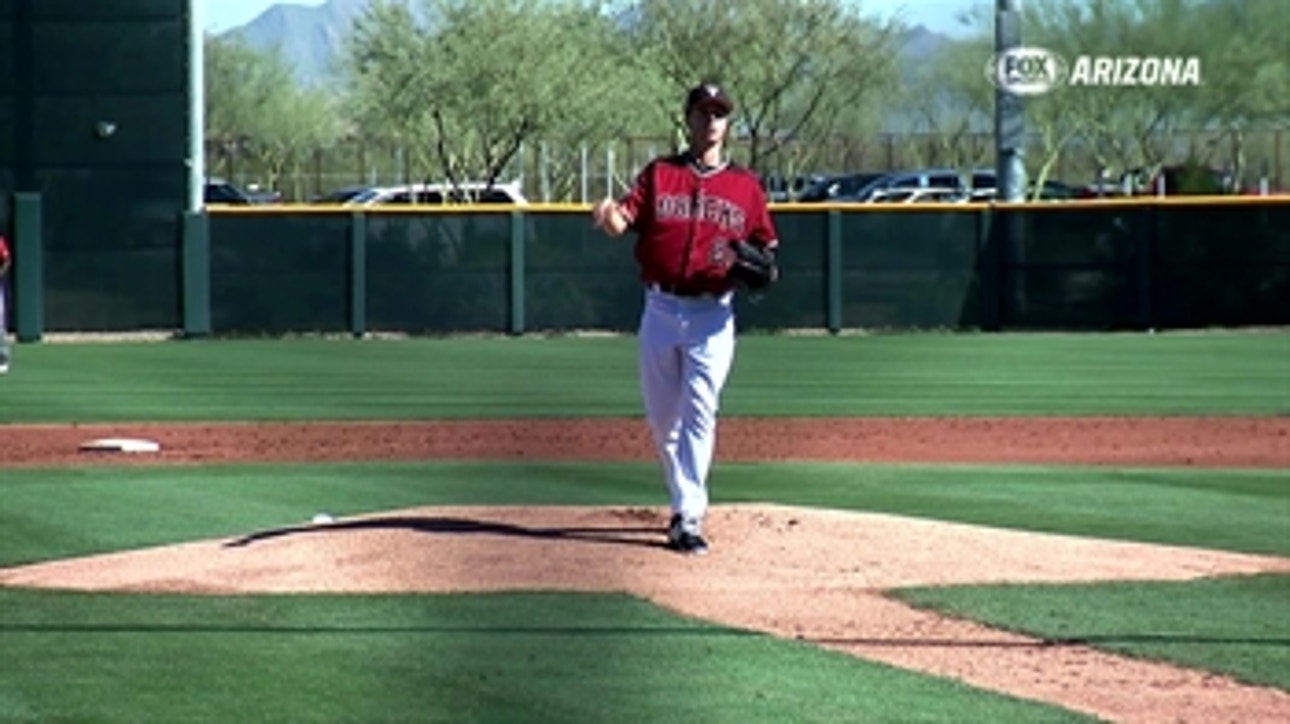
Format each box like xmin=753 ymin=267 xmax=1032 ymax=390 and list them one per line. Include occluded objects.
xmin=637 ymin=286 xmax=736 ymax=533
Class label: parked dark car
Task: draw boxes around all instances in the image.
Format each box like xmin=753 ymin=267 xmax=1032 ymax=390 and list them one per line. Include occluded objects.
xmin=1125 ymin=164 xmax=1235 ymax=196
xmin=762 ymin=173 xmax=825 ymax=202
xmin=204 ymin=178 xmax=281 ymax=205
xmin=310 ymin=185 xmax=375 ymax=204
xmin=1081 ymin=163 xmax=1251 ymax=198
xmin=204 ymin=179 xmax=254 ymax=205
xmin=244 ymin=186 xmax=283 ymax=204
xmin=965 ymin=170 xmax=1087 ymax=201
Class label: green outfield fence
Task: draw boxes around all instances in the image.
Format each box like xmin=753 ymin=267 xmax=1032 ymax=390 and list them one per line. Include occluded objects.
xmin=5 ymin=196 xmax=1289 ymax=340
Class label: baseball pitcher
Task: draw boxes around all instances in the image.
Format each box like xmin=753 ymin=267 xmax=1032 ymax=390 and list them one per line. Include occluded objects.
xmin=592 ymin=83 xmax=780 ymax=555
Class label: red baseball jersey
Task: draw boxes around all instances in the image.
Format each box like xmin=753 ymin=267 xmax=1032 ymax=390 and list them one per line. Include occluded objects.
xmin=618 ymin=153 xmax=778 ymax=295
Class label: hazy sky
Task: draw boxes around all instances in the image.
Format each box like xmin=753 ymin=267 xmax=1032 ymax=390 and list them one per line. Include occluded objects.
xmin=200 ymin=0 xmax=981 ymax=36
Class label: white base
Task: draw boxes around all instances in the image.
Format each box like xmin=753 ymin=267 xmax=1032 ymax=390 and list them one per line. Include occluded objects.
xmin=79 ymin=438 xmax=162 ymax=454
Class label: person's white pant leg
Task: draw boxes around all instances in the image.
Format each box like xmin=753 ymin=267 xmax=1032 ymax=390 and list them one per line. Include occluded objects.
xmin=674 ymin=296 xmax=735 ymax=525
xmin=638 ymin=289 xmax=735 ymax=529
xmin=638 ymin=291 xmax=686 ymax=513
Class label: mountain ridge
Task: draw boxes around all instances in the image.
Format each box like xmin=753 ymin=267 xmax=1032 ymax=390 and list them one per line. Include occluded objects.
xmin=221 ymin=0 xmax=958 ymax=91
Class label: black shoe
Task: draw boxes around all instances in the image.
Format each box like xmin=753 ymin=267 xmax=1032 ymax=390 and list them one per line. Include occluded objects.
xmin=666 ymin=514 xmax=709 ymax=555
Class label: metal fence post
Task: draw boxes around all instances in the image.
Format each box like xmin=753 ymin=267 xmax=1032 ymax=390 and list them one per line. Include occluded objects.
xmin=604 ymin=146 xmax=613 ymax=199
xmin=509 ymin=210 xmax=526 ymax=335
xmin=826 ymin=209 xmax=842 ymax=334
xmin=181 ymin=210 xmax=210 ymax=338
xmin=13 ymin=192 xmax=43 ymax=342
xmin=349 ymin=211 xmax=367 ymax=338
xmin=580 ymin=143 xmax=589 ymax=204
xmin=977 ymin=206 xmax=1001 ymax=331
xmin=1138 ymin=206 xmax=1155 ymax=331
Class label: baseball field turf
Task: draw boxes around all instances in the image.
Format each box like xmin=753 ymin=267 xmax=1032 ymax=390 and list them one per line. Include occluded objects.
xmin=0 ymin=331 xmax=1286 ymax=722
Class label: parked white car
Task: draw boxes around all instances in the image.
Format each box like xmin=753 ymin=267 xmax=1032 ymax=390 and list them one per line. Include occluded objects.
xmin=343 ymin=181 xmax=528 ymax=206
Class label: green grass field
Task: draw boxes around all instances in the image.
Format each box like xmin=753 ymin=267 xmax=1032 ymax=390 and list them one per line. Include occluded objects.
xmin=0 ymin=331 xmax=1285 ymax=421
xmin=1 ymin=332 xmax=1287 ymax=722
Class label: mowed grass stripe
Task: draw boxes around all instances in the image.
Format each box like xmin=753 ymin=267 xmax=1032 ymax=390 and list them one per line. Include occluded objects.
xmin=1 ymin=461 xmax=1285 ymax=566
xmin=893 ymin=574 xmax=1290 ymax=691
xmin=0 ymin=332 xmax=1286 ymax=422
xmin=0 ymin=590 xmax=1094 ymax=723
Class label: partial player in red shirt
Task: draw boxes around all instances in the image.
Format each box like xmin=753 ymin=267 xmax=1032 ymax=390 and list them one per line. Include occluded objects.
xmin=592 ymin=83 xmax=779 ymax=555
xmin=0 ymin=233 xmax=10 ymax=373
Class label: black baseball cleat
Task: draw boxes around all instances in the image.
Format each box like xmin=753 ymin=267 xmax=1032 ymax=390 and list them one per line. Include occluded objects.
xmin=666 ymin=514 xmax=710 ymax=555
xmin=668 ymin=531 xmax=709 ymax=555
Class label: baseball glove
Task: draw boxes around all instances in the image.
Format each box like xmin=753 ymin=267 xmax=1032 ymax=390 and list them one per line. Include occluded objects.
xmin=726 ymin=238 xmax=778 ymax=292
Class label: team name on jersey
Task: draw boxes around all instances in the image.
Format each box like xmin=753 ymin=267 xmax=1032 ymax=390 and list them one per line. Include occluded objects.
xmin=656 ymin=193 xmax=747 ymax=237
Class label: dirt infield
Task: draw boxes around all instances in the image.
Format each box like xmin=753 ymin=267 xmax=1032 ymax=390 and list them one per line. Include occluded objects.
xmin=3 ymin=416 xmax=1287 ymax=468
xmin=2 ymin=416 xmax=1289 ymax=723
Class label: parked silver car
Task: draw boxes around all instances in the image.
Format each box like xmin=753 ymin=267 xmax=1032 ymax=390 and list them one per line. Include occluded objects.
xmin=864 ymin=187 xmax=969 ymax=203
xmin=343 ymin=181 xmax=528 ymax=206
xmin=793 ymin=172 xmax=889 ymax=202
xmin=847 ymin=169 xmax=969 ymax=202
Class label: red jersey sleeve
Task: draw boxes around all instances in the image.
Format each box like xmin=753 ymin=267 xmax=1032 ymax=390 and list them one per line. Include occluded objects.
xmin=0 ymin=235 xmax=10 ymax=264
xmin=746 ymin=183 xmax=778 ymax=250
xmin=617 ymin=161 xmax=654 ymax=229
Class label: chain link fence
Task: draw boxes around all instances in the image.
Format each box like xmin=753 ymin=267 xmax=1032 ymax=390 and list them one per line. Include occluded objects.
xmin=205 ymin=128 xmax=1287 ymax=203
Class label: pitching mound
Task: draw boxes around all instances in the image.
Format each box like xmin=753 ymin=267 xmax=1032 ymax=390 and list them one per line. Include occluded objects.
xmin=3 ymin=503 xmax=1288 ymax=723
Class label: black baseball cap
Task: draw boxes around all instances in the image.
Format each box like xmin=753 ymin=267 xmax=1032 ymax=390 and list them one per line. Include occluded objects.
xmin=685 ymin=83 xmax=734 ymax=116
